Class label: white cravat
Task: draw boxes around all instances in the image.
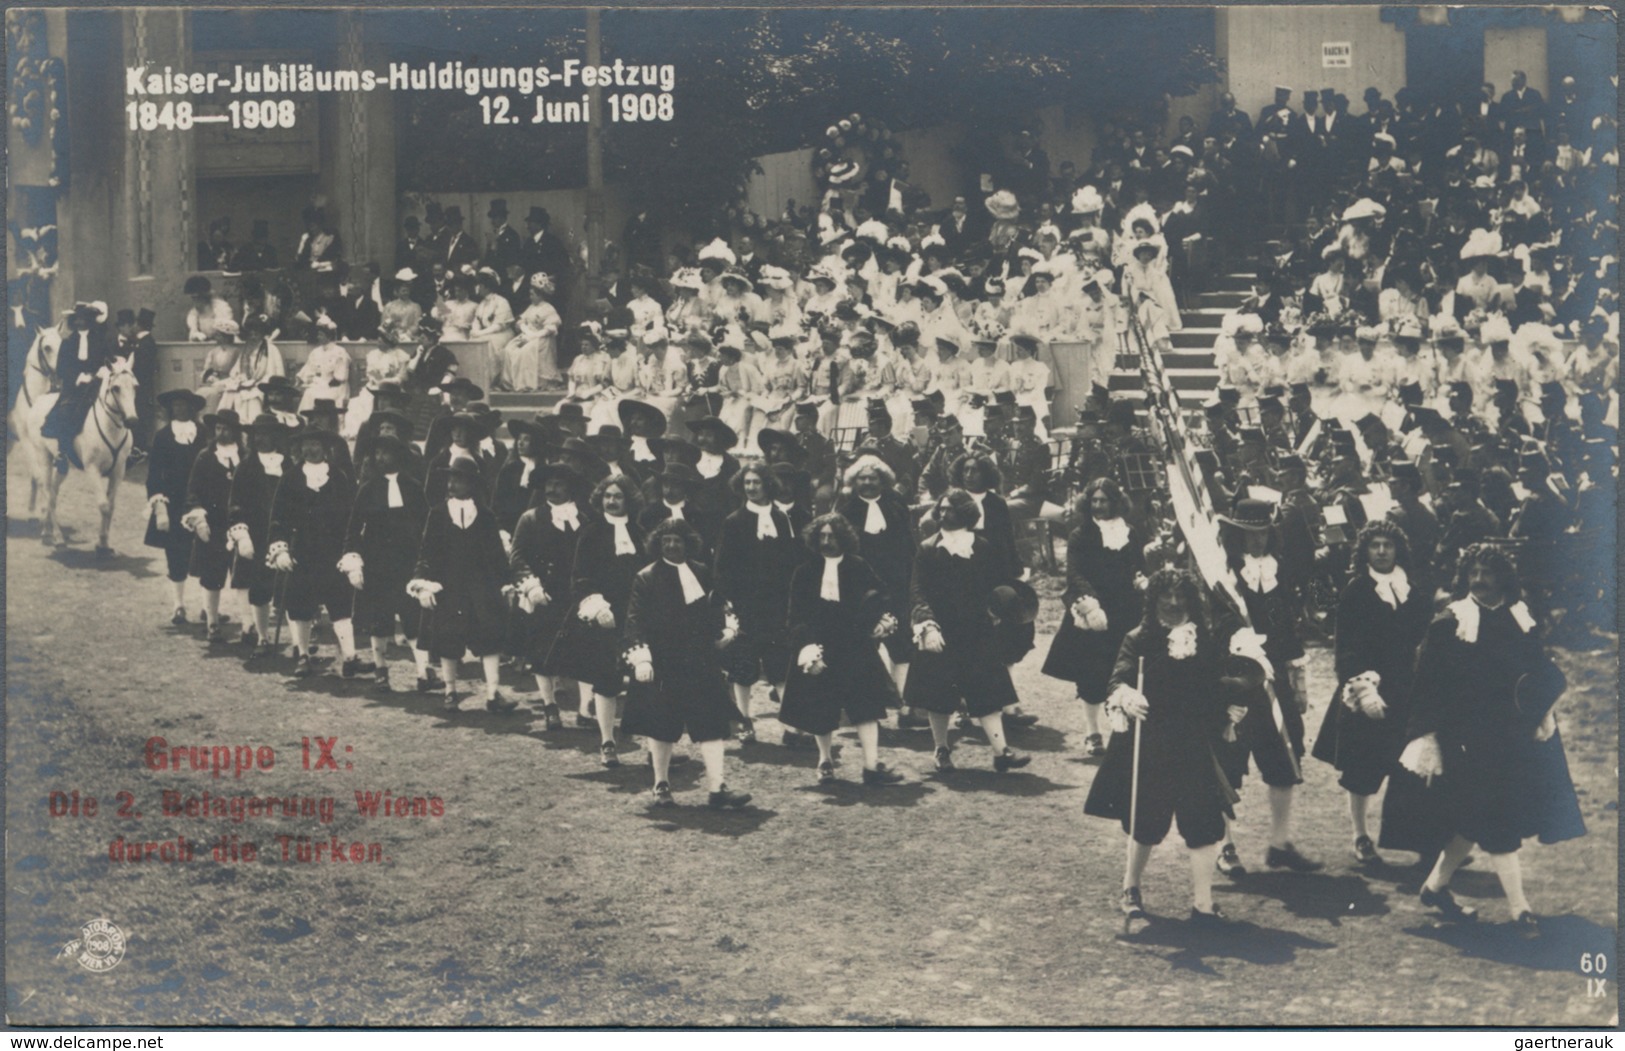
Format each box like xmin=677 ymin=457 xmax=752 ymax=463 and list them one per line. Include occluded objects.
xmin=215 ymin=444 xmax=240 ymax=470
xmin=1368 ymin=566 xmax=1410 ymax=609
xmin=384 ymin=472 xmax=404 ymax=509
xmin=697 ymin=451 xmax=725 ymax=479
xmin=1240 ymin=553 xmax=1279 ymax=593
xmin=939 ymin=528 xmax=975 ymax=558
xmin=1450 ymin=596 xmax=1535 ymax=643
xmin=550 ymin=502 xmax=580 ymax=532
xmin=302 ymin=462 xmax=330 ymax=491
xmin=630 ymin=436 xmax=657 ymax=462
xmin=666 ymin=559 xmax=705 ymax=604
xmin=448 ymin=498 xmax=477 ymax=529
xmin=861 ymin=495 xmax=887 ymax=534
xmin=746 ymin=501 xmax=778 ymax=539
xmin=968 ymin=490 xmax=987 ymax=527
xmin=820 ymin=555 xmax=843 ymax=601
xmin=76 ymin=333 xmax=89 ymax=361
xmin=517 ymin=456 xmax=536 ymax=491
xmin=603 ymin=512 xmax=636 ymax=555
xmin=1096 ymin=517 xmax=1130 ymax=551
xmin=171 ymin=420 xmax=198 ymax=444
xmin=256 ymin=451 xmax=284 ymax=477
xmin=663 ymin=501 xmax=686 ymax=521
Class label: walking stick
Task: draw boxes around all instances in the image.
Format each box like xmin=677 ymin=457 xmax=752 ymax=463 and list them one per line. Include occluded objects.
xmin=271 ymin=569 xmax=287 ymax=650
xmin=1129 ymin=655 xmax=1144 ymax=845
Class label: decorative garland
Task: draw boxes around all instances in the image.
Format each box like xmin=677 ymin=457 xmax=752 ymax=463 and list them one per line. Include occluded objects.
xmin=7 ymin=13 xmax=68 ymax=188
xmin=812 ymin=112 xmax=905 ymax=193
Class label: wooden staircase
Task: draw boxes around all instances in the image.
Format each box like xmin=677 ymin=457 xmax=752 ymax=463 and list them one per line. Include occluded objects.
xmin=1107 ymin=268 xmax=1256 ymax=409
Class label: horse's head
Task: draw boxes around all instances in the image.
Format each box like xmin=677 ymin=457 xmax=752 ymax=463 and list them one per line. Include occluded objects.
xmin=31 ymin=325 xmax=62 ymax=369
xmin=103 ymin=365 xmax=140 ymax=426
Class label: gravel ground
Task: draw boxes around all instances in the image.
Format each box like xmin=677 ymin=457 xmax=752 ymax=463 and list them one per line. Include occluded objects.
xmin=5 ymin=460 xmax=1619 ymax=1027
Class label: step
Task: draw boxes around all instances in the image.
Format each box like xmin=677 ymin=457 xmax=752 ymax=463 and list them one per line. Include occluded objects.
xmin=1170 ymin=329 xmax=1221 ymax=349
xmin=1180 ymin=309 xmax=1231 ymax=328
xmin=1108 ymin=370 xmax=1218 ymax=391
xmin=1211 ymin=273 xmax=1257 ymax=293
xmin=1198 ymin=291 xmax=1249 ymax=309
xmin=485 ymin=391 xmax=565 ymax=412
xmin=1115 ymin=352 xmax=1215 ymax=370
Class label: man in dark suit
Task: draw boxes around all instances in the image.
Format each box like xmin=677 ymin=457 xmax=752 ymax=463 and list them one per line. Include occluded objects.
xmin=398 ymin=216 xmax=427 ymax=271
xmin=1499 ymin=70 xmax=1546 ymax=148
xmin=440 ymin=206 xmax=479 ymax=272
xmin=233 ymin=219 xmax=277 ymax=272
xmin=111 ymin=307 xmax=159 ymax=455
xmin=936 ymin=195 xmax=983 ymax=258
xmin=1208 ymin=92 xmax=1254 ymax=140
xmin=198 ymin=217 xmax=234 ymax=271
xmin=483 ymin=199 xmax=524 ymax=275
xmin=1258 ymin=85 xmax=1293 ymax=130
xmin=523 ymin=206 xmax=572 ymax=281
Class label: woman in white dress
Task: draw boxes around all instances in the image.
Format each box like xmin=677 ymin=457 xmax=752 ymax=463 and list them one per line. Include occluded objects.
xmin=434 ymin=275 xmax=479 ymax=342
xmin=502 ymin=273 xmax=562 ymax=392
xmin=469 ymin=270 xmax=517 ymax=386
xmin=294 ymin=316 xmax=350 ymax=414
xmin=220 ymin=317 xmax=287 ymax=420
xmin=758 ymin=266 xmax=803 ymax=331
xmin=754 ymin=327 xmax=808 ymax=436
xmin=636 ymin=325 xmax=686 ymax=421
xmin=590 ymin=329 xmax=643 ymax=434
xmin=344 ymin=339 xmax=413 ymax=441
xmin=664 ymin=269 xmax=707 ymax=335
xmin=1007 ymin=334 xmax=1053 ymax=440
xmin=562 ymin=322 xmax=612 ymax=416
xmin=714 ymin=337 xmax=762 ymax=453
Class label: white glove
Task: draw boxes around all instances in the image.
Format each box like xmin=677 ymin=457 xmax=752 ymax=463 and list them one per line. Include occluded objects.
xmin=1227 ymin=704 xmax=1248 ymax=725
xmin=417 ymin=589 xmax=437 ymax=610
xmin=227 ymin=523 xmax=254 ymax=560
xmin=595 ymin=608 xmax=616 ymax=629
xmin=268 ymin=542 xmax=295 ymax=573
xmin=634 ymin=661 xmax=654 ymax=683
xmin=1399 ymin=733 xmax=1444 ymax=784
xmin=1111 ymin=685 xmax=1150 ymax=721
xmin=918 ymin=623 xmax=945 ymax=654
xmin=717 ymin=611 xmax=739 ymax=649
xmin=337 ymin=552 xmax=363 ymax=591
xmin=500 ymin=530 xmax=513 ymax=551
xmin=150 ymin=495 xmax=171 ymax=533
xmin=519 ymin=575 xmax=548 ymax=609
xmin=408 ymin=579 xmax=441 ymax=610
xmin=76 ymin=373 xmax=92 ymax=386
xmin=1072 ymin=595 xmax=1108 ymax=631
xmin=798 ymin=644 xmax=826 ymax=676
xmin=1533 ymin=710 xmax=1557 ymax=743
xmin=872 ymin=613 xmax=898 ymax=640
xmin=1133 ymin=572 xmax=1148 ymax=592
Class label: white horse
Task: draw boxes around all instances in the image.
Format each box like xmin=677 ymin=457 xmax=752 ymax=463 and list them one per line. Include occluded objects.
xmin=25 ymin=361 xmax=140 ymax=553
xmin=8 ymin=325 xmax=63 ymax=516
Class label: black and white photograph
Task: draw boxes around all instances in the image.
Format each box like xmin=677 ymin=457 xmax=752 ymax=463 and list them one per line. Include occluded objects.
xmin=4 ymin=3 xmax=1619 ymax=1030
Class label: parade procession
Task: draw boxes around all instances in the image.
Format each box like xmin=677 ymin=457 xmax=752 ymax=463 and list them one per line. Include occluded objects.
xmin=5 ymin=5 xmax=1618 ymax=1030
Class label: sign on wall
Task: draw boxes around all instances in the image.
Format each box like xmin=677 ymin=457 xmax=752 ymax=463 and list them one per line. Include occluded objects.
xmin=1322 ymin=41 xmax=1353 ymax=68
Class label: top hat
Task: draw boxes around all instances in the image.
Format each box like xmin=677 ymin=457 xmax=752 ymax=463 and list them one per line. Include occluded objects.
xmin=525 ymin=206 xmax=549 ymax=225
xmin=487 ymin=199 xmax=508 ymax=219
xmin=183 ymin=276 xmax=214 ymax=298
xmin=443 ymin=206 xmax=464 ymax=223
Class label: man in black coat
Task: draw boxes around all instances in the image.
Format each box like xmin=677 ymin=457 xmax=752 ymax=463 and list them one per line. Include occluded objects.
xmin=343 ymin=434 xmax=433 ymax=693
xmin=1388 ymin=545 xmax=1582 ymax=925
xmin=42 ymin=302 xmax=111 ymax=467
xmin=838 ymin=455 xmax=921 ymax=726
xmin=853 ymin=399 xmax=920 ymax=499
xmin=145 ymin=388 xmax=208 ymax=624
xmin=111 ymin=308 xmax=159 ymax=455
xmin=181 ymin=408 xmax=244 ymax=642
xmin=267 ymin=429 xmax=366 ymax=678
xmin=483 ymin=199 xmax=524 ymax=275
xmin=439 ymin=206 xmax=480 ymax=272
xmin=422 ymin=378 xmax=485 ymax=466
